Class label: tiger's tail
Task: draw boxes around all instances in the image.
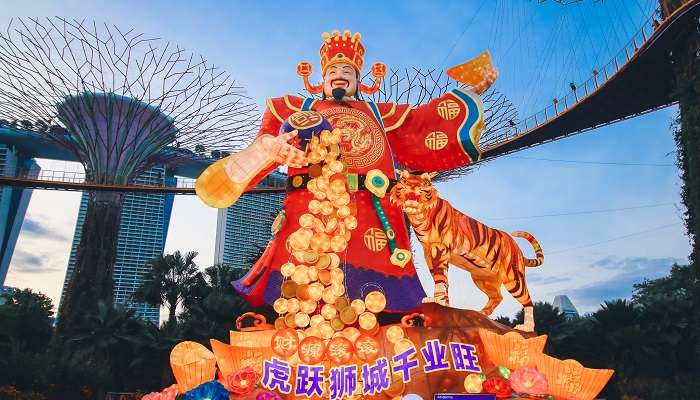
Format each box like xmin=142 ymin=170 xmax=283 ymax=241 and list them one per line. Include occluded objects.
xmin=511 ymin=230 xmax=544 ymax=267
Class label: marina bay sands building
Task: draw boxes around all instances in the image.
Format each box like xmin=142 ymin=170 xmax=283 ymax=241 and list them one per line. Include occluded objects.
xmin=60 ymin=166 xmax=175 ymax=323
xmin=214 ymin=170 xmax=286 ymax=268
xmin=0 ymin=143 xmax=40 ymax=285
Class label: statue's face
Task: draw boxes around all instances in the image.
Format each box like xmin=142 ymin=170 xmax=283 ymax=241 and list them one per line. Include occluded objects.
xmin=323 ymin=62 xmax=358 ymax=97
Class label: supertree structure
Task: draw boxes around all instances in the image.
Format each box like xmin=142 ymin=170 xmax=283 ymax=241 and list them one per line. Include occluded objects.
xmin=0 ymin=17 xmax=258 ymax=338
xmin=304 ymin=67 xmax=520 ymax=180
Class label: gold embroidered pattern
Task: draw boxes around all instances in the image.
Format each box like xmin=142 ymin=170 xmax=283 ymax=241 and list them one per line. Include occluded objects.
xmin=363 ymin=228 xmax=388 ymax=252
xmin=321 ymin=106 xmax=385 ymax=169
xmin=437 ymin=99 xmax=461 ymax=120
xmin=425 ymin=131 xmax=449 ymax=150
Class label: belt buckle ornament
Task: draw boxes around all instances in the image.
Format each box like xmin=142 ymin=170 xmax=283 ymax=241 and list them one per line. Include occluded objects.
xmin=390 ymin=248 xmax=411 ymax=268
xmin=366 ymin=169 xmax=389 ymax=198
xmin=291 ymin=175 xmax=304 ymax=189
xmin=346 ymin=172 xmax=359 ymax=192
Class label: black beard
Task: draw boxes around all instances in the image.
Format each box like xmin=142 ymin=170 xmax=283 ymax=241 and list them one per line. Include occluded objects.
xmin=332 ymin=88 xmax=346 ymax=104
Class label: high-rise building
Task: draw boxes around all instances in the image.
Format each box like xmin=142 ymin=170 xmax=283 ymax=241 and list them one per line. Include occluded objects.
xmin=553 ymin=294 xmax=580 ymax=318
xmin=60 ymin=166 xmax=175 ymax=323
xmin=0 ymin=143 xmax=40 ymax=285
xmin=214 ymin=170 xmax=286 ymax=268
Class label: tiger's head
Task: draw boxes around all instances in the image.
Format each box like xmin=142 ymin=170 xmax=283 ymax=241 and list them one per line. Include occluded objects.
xmin=389 ymin=170 xmax=439 ymax=216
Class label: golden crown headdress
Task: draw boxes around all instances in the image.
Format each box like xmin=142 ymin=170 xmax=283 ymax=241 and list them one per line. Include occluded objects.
xmin=296 ymin=29 xmax=386 ymax=95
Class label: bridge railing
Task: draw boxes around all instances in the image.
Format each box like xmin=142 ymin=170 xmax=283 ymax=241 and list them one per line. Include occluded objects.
xmin=21 ymin=169 xmax=198 ymax=189
xmin=484 ymin=4 xmax=664 ymax=150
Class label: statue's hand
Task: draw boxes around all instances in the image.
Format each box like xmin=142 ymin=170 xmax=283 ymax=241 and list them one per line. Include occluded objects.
xmin=260 ymin=131 xmax=306 ymax=168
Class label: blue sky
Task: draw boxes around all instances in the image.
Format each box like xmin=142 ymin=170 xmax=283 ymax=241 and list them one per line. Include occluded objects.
xmin=3 ymin=0 xmax=689 ymax=319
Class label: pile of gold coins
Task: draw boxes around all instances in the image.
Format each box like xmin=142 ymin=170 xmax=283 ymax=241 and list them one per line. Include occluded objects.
xmin=272 ymin=128 xmax=387 ymax=346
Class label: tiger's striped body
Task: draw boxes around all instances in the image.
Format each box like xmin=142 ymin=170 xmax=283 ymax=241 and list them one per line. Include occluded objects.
xmin=389 ymin=171 xmax=544 ymax=332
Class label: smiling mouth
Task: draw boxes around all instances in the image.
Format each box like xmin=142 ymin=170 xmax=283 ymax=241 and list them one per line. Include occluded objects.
xmin=331 ymin=79 xmax=349 ymax=88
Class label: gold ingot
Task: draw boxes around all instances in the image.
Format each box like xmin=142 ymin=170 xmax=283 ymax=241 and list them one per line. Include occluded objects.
xmin=318 ymin=269 xmax=332 ymax=285
xmin=324 ymin=217 xmax=338 ymax=234
xmin=287 ymin=298 xmax=300 ymax=314
xmin=292 ymin=251 xmax=307 ymax=263
xmin=288 ymin=233 xmax=309 ymax=251
xmin=308 ymin=282 xmax=324 ymax=301
xmin=344 ymin=215 xmax=358 ymax=230
xmin=350 ymin=299 xmax=366 ymax=314
xmin=318 ymin=321 xmax=334 ymax=339
xmin=320 ymin=201 xmax=334 ymax=216
xmin=335 ymin=297 xmax=349 ymax=310
xmin=322 ymin=287 xmax=337 ymax=305
xmin=333 ymin=193 xmax=350 ymax=207
xmin=285 ymin=313 xmax=297 ymax=328
xmin=316 ymin=177 xmax=329 ymax=191
xmin=273 ymin=298 xmax=289 ymax=314
xmin=365 ymin=291 xmax=387 ymax=313
xmin=300 ymin=299 xmax=317 ymax=314
xmin=281 ymin=281 xmax=297 ymax=298
xmin=274 ymin=316 xmax=287 ymax=330
xmin=307 ymin=267 xmax=318 ymax=282
xmin=328 ymin=253 xmax=340 ymax=268
xmin=331 ymin=283 xmax=345 ymax=297
xmin=344 ymin=231 xmax=351 ymax=242
xmin=299 ymin=214 xmax=315 ymax=228
xmin=295 ymin=312 xmax=310 ymax=328
xmin=313 ymin=190 xmax=327 ymax=201
xmin=305 ymin=326 xmax=321 ymax=339
xmin=321 ymin=303 xmax=337 ymax=320
xmin=342 ymin=327 xmax=361 ymax=343
xmin=312 ymin=218 xmax=325 ymax=233
xmin=331 ymin=317 xmax=345 ymax=331
xmin=310 ymin=232 xmax=331 ymax=252
xmin=310 ymin=314 xmax=325 ymax=326
xmin=447 ymin=50 xmax=495 ymax=88
xmin=280 ymin=262 xmax=296 ymax=278
xmin=308 ymin=199 xmax=322 ymax=214
xmin=315 ymin=254 xmax=331 ymax=269
xmin=358 ymin=312 xmax=378 ymax=331
xmin=329 ymin=143 xmax=341 ymax=154
xmin=320 ymin=130 xmax=332 ymax=146
xmin=329 ymin=160 xmax=345 ymax=173
xmin=330 ymin=235 xmax=347 ymax=252
xmin=330 ymin=268 xmax=344 ymax=282
xmin=394 ymin=338 xmax=415 ymax=355
xmin=336 ymin=206 xmax=351 ymax=218
xmin=298 ymin=228 xmax=313 ymax=239
xmin=386 ymin=325 xmax=405 ymax=344
xmin=302 ymin=251 xmax=319 ymax=264
xmin=292 ymin=268 xmax=310 ymax=285
xmin=307 ymin=179 xmax=318 ymax=193
xmin=339 ymin=306 xmax=358 ymax=325
xmin=296 ymin=284 xmax=311 ymax=300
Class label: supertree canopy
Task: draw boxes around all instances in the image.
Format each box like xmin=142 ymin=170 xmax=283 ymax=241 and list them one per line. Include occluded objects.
xmin=0 ymin=17 xmax=257 ymax=183
xmin=0 ymin=17 xmax=258 ymax=345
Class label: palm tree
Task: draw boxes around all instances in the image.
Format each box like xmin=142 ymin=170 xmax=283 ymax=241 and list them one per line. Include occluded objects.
xmin=133 ymin=251 xmax=206 ymax=324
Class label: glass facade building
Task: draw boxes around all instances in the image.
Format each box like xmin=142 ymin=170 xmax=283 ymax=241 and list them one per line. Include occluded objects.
xmin=0 ymin=144 xmax=39 ymax=285
xmin=60 ymin=166 xmax=175 ymax=323
xmin=214 ymin=170 xmax=286 ymax=268
xmin=553 ymin=294 xmax=580 ymax=318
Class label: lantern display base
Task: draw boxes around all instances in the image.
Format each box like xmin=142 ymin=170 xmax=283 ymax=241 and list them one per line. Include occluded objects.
xmin=166 ymin=304 xmax=613 ymax=400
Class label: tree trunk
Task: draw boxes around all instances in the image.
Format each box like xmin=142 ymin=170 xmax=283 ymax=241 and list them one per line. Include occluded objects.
xmin=666 ymin=1 xmax=700 ymax=266
xmin=53 ymin=191 xmax=124 ymax=348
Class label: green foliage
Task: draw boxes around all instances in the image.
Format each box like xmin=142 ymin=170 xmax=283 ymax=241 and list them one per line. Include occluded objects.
xmin=0 ymin=289 xmax=55 ymax=390
xmin=507 ymin=263 xmax=700 ymax=400
xmin=133 ymin=251 xmax=206 ymax=324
